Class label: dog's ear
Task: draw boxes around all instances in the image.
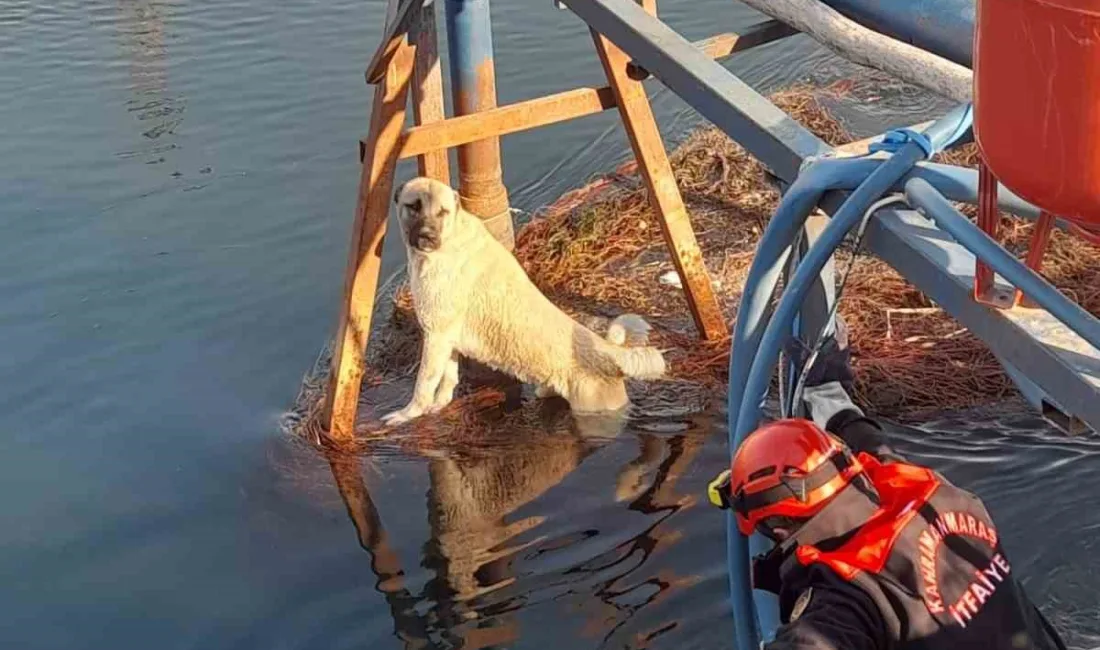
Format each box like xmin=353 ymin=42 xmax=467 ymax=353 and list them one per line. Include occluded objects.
xmin=393 ymin=181 xmax=406 ymax=205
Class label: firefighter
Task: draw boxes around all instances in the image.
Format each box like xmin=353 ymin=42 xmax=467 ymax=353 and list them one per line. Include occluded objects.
xmin=708 ymin=333 xmax=1066 ymax=650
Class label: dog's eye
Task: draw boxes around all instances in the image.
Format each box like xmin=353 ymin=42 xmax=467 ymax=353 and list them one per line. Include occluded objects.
xmin=403 ymin=198 xmax=422 ymax=213
xmin=437 ymin=208 xmax=447 ymax=219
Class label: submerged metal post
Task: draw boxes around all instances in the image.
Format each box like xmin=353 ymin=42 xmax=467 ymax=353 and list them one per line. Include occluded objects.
xmin=444 ymin=0 xmax=514 ymax=249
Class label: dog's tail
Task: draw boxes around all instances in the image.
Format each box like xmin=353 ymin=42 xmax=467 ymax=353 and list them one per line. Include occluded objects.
xmin=596 ymin=314 xmax=666 ymax=379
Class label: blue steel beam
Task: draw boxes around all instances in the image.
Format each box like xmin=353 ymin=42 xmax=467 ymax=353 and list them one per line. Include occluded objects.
xmin=564 ymin=0 xmax=831 ymax=181
xmin=997 ymin=356 xmax=1092 ymax=435
xmin=864 ymin=208 xmax=1100 ymax=430
xmin=905 ymin=179 xmax=1100 ymax=351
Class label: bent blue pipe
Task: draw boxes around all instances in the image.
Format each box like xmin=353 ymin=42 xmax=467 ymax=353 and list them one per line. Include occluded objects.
xmin=723 ymin=163 xmax=1022 ymax=444
xmin=734 ymin=143 xmax=923 ymax=438
xmin=729 ymin=144 xmax=925 ymax=646
xmin=722 ymin=160 xmax=1038 ymax=650
xmin=905 ymin=178 xmax=1100 ymax=351
xmin=724 ymin=148 xmax=925 ymax=648
xmin=726 ymin=106 xmax=975 ymax=649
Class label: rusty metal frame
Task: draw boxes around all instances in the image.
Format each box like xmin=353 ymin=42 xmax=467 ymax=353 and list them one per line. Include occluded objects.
xmin=334 ymin=0 xmax=1100 ymax=441
xmin=563 ymin=0 xmax=832 ymax=182
xmin=358 ymin=20 xmax=799 ymax=163
xmin=366 ymin=0 xmax=431 ymax=84
xmin=328 ymin=2 xmax=794 ymax=437
xmin=325 ymin=19 xmax=418 ymax=440
xmin=592 ymin=26 xmax=727 ymax=339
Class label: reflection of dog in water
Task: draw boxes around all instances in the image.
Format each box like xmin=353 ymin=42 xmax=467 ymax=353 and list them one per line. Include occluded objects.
xmin=382 ymin=177 xmax=666 ymax=426
xmin=421 ymin=401 xmax=696 ymax=606
xmin=322 ymin=395 xmax=710 ymax=643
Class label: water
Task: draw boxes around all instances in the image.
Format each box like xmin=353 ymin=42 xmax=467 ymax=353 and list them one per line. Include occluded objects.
xmin=1 ymin=1 xmax=1097 ymax=648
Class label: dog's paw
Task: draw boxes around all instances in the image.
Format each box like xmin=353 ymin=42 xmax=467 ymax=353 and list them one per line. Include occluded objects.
xmin=430 ymin=391 xmax=454 ymax=411
xmin=381 ymin=407 xmax=420 ymax=427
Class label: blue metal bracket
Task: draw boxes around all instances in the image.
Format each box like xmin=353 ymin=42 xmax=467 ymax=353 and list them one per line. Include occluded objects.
xmin=865 ymin=208 xmax=1100 ymax=430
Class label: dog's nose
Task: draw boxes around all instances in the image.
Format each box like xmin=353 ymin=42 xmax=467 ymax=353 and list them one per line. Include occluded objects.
xmin=411 ymin=227 xmax=439 ymax=251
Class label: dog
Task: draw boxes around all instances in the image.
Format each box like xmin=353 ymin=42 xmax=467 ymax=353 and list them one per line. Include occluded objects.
xmin=382 ymin=177 xmax=666 ymax=426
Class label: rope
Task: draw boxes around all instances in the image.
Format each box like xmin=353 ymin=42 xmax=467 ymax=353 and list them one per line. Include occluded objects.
xmin=789 ymin=195 xmax=909 ymax=412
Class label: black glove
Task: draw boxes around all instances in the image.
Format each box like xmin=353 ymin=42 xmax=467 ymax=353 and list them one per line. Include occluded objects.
xmin=783 ymin=319 xmax=855 ymax=393
xmin=751 ymin=542 xmax=796 ymax=595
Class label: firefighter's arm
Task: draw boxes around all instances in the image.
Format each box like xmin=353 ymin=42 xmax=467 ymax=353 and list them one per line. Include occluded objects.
xmin=802 ymin=382 xmax=906 ymax=463
xmin=765 ymin=583 xmax=888 ymax=650
xmin=788 ymin=322 xmax=905 ymax=462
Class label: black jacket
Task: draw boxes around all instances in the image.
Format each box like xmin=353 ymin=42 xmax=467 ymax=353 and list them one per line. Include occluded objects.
xmin=757 ymin=411 xmax=1065 ymax=650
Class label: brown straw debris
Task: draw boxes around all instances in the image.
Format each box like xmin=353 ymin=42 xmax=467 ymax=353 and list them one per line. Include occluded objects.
xmin=288 ymin=83 xmax=1100 ymax=442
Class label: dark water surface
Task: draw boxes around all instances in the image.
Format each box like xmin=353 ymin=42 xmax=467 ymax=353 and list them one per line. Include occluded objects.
xmin=2 ymin=1 xmax=1098 ymax=648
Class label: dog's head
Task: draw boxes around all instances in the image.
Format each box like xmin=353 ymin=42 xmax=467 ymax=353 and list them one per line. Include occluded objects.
xmin=393 ymin=177 xmax=461 ymax=253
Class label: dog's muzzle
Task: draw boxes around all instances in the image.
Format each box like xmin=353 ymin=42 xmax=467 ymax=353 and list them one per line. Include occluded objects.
xmin=408 ymin=224 xmax=440 ymax=252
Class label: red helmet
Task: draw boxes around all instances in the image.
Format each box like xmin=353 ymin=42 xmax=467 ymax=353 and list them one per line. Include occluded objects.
xmin=729 ymin=419 xmax=863 ymax=536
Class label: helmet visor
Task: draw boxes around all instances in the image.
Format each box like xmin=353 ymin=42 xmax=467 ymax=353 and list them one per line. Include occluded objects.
xmin=733 ymin=448 xmax=856 ymax=520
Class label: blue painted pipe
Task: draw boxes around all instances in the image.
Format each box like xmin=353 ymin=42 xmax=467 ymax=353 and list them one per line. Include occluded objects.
xmin=444 ymin=0 xmax=511 ymax=226
xmin=735 ymin=143 xmax=926 ymax=441
xmin=905 ymin=178 xmax=1100 ymax=351
xmin=726 ymin=106 xmax=975 ymax=649
xmin=820 ymin=0 xmax=975 ymax=67
xmin=444 ymin=0 xmax=496 ymax=101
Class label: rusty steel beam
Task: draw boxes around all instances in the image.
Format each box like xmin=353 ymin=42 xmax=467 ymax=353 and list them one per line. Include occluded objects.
xmin=592 ymin=28 xmax=727 ymax=340
xmin=365 ymin=0 xmax=426 ymax=84
xmin=565 ymin=0 xmax=830 ymax=181
xmin=374 ymin=86 xmax=618 ymax=161
xmin=974 ymin=161 xmax=1011 ymax=307
xmin=360 ymin=23 xmax=796 ymax=162
xmin=325 ymin=29 xmax=417 ymax=440
xmin=410 ymin=0 xmax=451 ymax=182
xmin=1015 ymin=211 xmax=1056 ymax=308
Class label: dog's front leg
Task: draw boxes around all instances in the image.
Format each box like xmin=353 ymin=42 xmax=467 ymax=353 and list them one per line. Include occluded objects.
xmin=432 ymin=350 xmax=460 ymax=409
xmin=382 ymin=335 xmax=454 ymax=426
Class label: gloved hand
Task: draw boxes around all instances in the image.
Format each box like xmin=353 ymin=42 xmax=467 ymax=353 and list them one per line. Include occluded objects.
xmin=783 ymin=317 xmax=855 ymax=394
xmin=751 ymin=546 xmax=787 ymax=595
xmin=784 ymin=318 xmax=863 ymax=431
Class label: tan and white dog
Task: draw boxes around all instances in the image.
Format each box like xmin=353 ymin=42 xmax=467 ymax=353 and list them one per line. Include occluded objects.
xmin=382 ymin=177 xmax=666 ymax=426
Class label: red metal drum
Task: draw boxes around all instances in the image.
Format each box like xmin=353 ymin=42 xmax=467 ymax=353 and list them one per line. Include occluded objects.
xmin=974 ymin=0 xmax=1100 ymax=225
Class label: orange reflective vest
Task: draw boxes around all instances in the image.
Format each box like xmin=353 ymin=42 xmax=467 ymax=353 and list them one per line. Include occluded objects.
xmin=780 ymin=454 xmax=1058 ymax=649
